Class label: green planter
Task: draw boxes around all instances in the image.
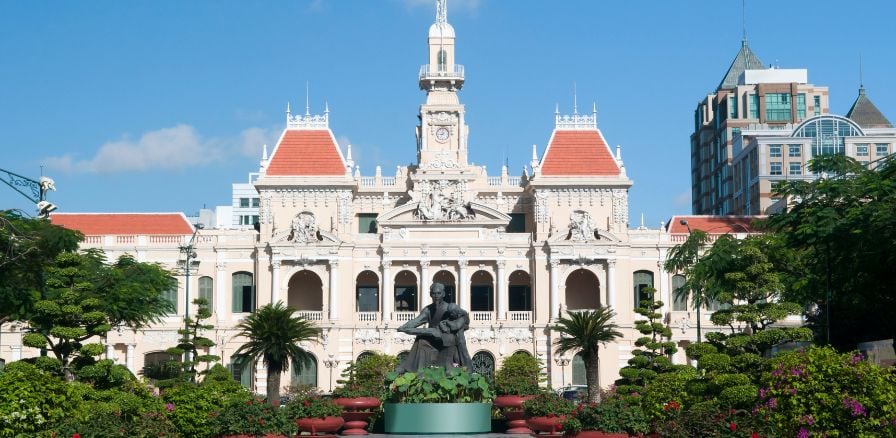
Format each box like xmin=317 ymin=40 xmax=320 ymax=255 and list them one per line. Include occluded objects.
xmin=384 ymin=402 xmax=492 ymax=434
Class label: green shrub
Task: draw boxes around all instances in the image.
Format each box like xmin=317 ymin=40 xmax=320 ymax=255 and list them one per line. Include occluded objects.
xmin=696 ymin=353 xmax=731 ymax=372
xmin=385 ymin=367 xmax=493 ymax=403
xmin=717 ymin=384 xmax=757 ymax=408
xmin=562 ymin=398 xmax=649 ymax=435
xmin=76 ymin=359 xmax=136 ymax=390
xmin=0 ymin=361 xmax=84 ymax=436
xmin=684 ymin=342 xmax=717 ymax=360
xmin=757 ymin=346 xmax=896 ymax=436
xmin=332 ymin=352 xmax=398 ymax=399
xmin=283 ymin=395 xmax=344 ymax=419
xmin=641 ymin=366 xmax=697 ymax=422
xmin=213 ymin=396 xmax=295 ymax=436
xmin=494 ymin=352 xmax=542 ymax=396
xmin=521 ymin=392 xmax=575 ymax=418
xmin=161 ymin=372 xmax=251 ymax=438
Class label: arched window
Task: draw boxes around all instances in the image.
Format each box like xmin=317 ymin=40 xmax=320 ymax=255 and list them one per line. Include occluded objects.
xmin=671 ymin=275 xmax=687 ymax=311
xmin=793 ymin=115 xmax=864 ymax=157
xmin=508 ymin=271 xmax=532 ymax=312
xmin=433 ymin=270 xmax=456 ymax=304
xmin=229 ymin=356 xmax=253 ymax=389
xmin=292 ymin=353 xmax=318 ymax=388
xmin=633 ymin=270 xmax=655 ymax=308
xmin=232 ymin=272 xmax=254 ymax=313
xmin=356 ymin=271 xmax=380 ymax=312
xmin=198 ymin=276 xmax=213 ymax=309
xmin=565 ymin=269 xmax=600 ymax=310
xmin=161 ymin=280 xmax=178 ymax=314
xmin=469 ymin=271 xmax=494 ymax=311
xmin=471 ymin=351 xmax=495 ymax=382
xmin=288 ymin=270 xmax=323 ymax=311
xmin=437 ymin=49 xmax=447 ymax=71
xmin=571 ymin=352 xmax=586 ymax=386
xmin=394 ymin=271 xmax=418 ymax=312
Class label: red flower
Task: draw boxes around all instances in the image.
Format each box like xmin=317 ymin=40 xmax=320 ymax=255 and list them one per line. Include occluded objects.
xmin=729 ymin=422 xmax=737 ymax=431
xmin=304 ymin=400 xmax=311 ymax=407
xmin=751 ymin=433 xmax=759 ymax=438
xmin=73 ymin=435 xmax=81 ymax=438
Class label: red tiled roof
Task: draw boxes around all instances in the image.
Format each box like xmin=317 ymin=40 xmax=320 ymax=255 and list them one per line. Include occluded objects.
xmin=51 ymin=213 xmax=194 ymax=235
xmin=540 ymin=130 xmax=620 ymax=176
xmin=266 ymin=130 xmax=346 ymax=176
xmin=667 ymin=215 xmax=762 ymax=234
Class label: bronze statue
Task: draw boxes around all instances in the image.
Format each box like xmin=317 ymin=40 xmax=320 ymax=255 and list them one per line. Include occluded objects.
xmin=396 ymin=282 xmax=473 ymax=372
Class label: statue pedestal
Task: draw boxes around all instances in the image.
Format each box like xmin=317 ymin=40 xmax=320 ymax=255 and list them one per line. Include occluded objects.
xmin=383 ymin=402 xmax=491 ymax=434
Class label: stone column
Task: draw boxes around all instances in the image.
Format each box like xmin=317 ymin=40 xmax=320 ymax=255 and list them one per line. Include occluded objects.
xmin=215 ymin=261 xmax=227 ymax=316
xmin=458 ymin=258 xmax=469 ymax=310
xmin=328 ymin=260 xmax=340 ymax=320
xmin=658 ymin=256 xmax=670 ymax=317
xmin=496 ymin=260 xmax=507 ymax=320
xmin=126 ymin=344 xmax=136 ymax=374
xmin=549 ymin=259 xmax=560 ymax=321
xmin=106 ymin=343 xmax=116 ymax=362
xmin=420 ymin=260 xmax=431 ymax=308
xmin=271 ymin=260 xmax=282 ymax=304
xmin=606 ymin=259 xmax=617 ymax=309
xmin=381 ymin=260 xmax=392 ymax=321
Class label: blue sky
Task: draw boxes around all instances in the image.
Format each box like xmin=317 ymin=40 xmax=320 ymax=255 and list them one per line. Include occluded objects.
xmin=2 ymin=0 xmax=894 ymax=227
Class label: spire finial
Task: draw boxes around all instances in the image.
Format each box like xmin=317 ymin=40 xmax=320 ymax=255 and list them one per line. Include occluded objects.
xmin=593 ymin=101 xmax=598 ymax=126
xmin=305 ymin=81 xmax=310 ymax=116
xmin=262 ymin=144 xmax=269 ymax=161
xmin=325 ymin=101 xmax=330 ymax=114
xmin=741 ymin=0 xmax=747 ymax=45
xmin=286 ymin=101 xmax=291 ymax=119
xmin=436 ymin=0 xmax=447 ymax=24
xmin=346 ymin=143 xmax=353 ymax=161
xmin=859 ymin=53 xmax=865 ymax=92
xmin=573 ymin=82 xmax=578 ymax=114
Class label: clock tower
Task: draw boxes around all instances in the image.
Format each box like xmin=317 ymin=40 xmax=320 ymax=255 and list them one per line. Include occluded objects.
xmin=415 ymin=0 xmax=469 ymax=171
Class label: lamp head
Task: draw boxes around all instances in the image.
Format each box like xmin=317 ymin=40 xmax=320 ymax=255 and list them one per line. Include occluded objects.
xmin=36 ymin=201 xmax=57 ymax=218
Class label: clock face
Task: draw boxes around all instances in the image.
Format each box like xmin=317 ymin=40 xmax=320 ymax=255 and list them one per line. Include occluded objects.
xmin=435 ymin=127 xmax=450 ymax=142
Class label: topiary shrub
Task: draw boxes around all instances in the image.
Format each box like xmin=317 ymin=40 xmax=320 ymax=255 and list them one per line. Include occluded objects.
xmin=162 ymin=369 xmax=252 ymax=437
xmin=494 ymin=352 xmax=542 ymax=396
xmin=333 ymin=352 xmax=398 ymax=399
xmin=684 ymin=342 xmax=717 ymax=360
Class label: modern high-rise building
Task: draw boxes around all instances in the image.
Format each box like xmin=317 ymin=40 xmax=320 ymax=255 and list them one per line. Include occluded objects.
xmin=690 ymin=39 xmax=829 ymax=215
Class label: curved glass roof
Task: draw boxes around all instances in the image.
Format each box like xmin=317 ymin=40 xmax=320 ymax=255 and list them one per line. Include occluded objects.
xmin=792 ymin=115 xmax=864 ymax=156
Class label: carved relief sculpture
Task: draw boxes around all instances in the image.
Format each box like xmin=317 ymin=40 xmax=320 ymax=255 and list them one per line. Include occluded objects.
xmin=289 ymin=211 xmax=321 ymax=243
xmin=568 ymin=209 xmax=595 ymax=241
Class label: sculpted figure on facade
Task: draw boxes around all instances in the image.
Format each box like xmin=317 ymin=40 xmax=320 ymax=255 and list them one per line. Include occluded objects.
xmin=568 ymin=210 xmax=595 ymax=241
xmin=289 ymin=211 xmax=320 ymax=243
xmin=410 ymin=182 xmax=474 ymax=221
xmin=396 ymin=283 xmax=473 ymax=372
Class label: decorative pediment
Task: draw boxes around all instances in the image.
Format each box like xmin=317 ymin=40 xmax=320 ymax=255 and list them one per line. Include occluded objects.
xmin=546 ymin=225 xmax=622 ymax=244
xmin=378 ymin=201 xmax=511 ymax=227
xmin=270 ymin=211 xmax=341 ymax=245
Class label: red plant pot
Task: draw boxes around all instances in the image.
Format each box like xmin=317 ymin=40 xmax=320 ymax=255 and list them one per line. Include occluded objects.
xmin=219 ymin=435 xmax=287 ymax=438
xmin=494 ymin=395 xmax=535 ymax=434
xmin=295 ymin=416 xmax=345 ymax=437
xmin=527 ymin=415 xmax=567 ymax=438
xmin=568 ymin=431 xmax=629 ymax=438
xmin=334 ymin=397 xmax=381 ymax=435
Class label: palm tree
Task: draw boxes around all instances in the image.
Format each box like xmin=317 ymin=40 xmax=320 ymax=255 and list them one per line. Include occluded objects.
xmin=552 ymin=307 xmax=622 ymax=403
xmin=233 ymin=302 xmax=319 ymax=405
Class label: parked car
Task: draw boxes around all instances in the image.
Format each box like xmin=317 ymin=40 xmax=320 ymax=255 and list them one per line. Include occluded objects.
xmin=555 ymin=385 xmax=588 ymax=401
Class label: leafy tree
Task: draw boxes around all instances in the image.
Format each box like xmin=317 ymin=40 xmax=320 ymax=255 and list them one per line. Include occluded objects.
xmin=98 ymin=254 xmax=177 ymax=330
xmin=333 ymin=351 xmax=398 ymax=399
xmin=166 ymin=297 xmax=219 ymax=384
xmin=493 ymin=351 xmax=543 ymax=396
xmin=615 ymin=289 xmax=678 ymax=398
xmin=0 ymin=210 xmax=80 ymax=325
xmin=769 ymin=154 xmax=896 ymax=349
xmin=552 ymin=307 xmax=622 ymax=403
xmin=664 ymin=229 xmax=711 ymax=341
xmin=233 ymin=302 xmax=319 ymax=405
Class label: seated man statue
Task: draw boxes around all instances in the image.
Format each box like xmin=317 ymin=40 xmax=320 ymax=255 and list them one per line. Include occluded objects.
xmin=396 ymin=282 xmax=473 ymax=372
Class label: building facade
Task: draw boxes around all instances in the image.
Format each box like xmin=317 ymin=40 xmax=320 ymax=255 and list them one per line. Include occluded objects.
xmin=3 ymin=3 xmax=779 ymax=394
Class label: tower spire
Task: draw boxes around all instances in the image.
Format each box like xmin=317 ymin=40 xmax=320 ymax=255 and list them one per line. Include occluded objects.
xmin=305 ymin=81 xmax=310 ymax=116
xmin=573 ymin=82 xmax=578 ymax=114
xmin=859 ymin=53 xmax=864 ymax=92
xmin=436 ymin=0 xmax=447 ymax=24
xmin=741 ymin=0 xmax=747 ymax=45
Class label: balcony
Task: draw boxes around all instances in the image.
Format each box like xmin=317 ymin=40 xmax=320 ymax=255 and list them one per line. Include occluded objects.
xmin=470 ymin=311 xmax=493 ymax=322
xmin=419 ymin=64 xmax=464 ymax=81
xmin=507 ymin=311 xmax=532 ymax=322
xmin=394 ymin=311 xmax=417 ymax=322
xmin=296 ymin=311 xmax=323 ymax=321
xmin=356 ymin=312 xmax=379 ymax=323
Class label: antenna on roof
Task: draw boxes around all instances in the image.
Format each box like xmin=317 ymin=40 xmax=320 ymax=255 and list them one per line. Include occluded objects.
xmin=741 ymin=0 xmax=747 ymax=45
xmin=573 ymin=82 xmax=578 ymax=114
xmin=305 ymin=81 xmax=310 ymax=116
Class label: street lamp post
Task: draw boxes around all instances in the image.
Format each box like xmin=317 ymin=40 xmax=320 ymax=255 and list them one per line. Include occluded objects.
xmin=323 ymin=354 xmax=340 ymax=392
xmin=0 ymin=167 xmax=57 ymax=217
xmin=553 ymin=355 xmax=571 ymax=388
xmin=178 ymin=225 xmax=202 ymax=369
xmin=679 ymin=219 xmax=702 ymax=343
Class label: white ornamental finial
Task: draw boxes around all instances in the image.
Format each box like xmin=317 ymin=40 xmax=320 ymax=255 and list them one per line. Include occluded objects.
xmin=262 ymin=144 xmax=269 ymax=161
xmin=436 ymin=0 xmax=447 ymax=24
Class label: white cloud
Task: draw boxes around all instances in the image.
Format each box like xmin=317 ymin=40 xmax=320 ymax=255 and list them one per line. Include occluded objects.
xmin=44 ymin=124 xmax=283 ymax=174
xmin=45 ymin=124 xmax=218 ymax=174
xmin=673 ymin=190 xmax=691 ymax=208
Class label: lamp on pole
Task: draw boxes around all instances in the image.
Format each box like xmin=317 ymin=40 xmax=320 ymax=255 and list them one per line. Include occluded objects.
xmin=553 ymin=355 xmax=571 ymax=387
xmin=678 ymin=219 xmax=702 ymax=343
xmin=1 ymin=167 xmax=57 ymax=217
xmin=323 ymin=354 xmax=340 ymax=392
xmin=177 ymin=224 xmax=203 ymax=368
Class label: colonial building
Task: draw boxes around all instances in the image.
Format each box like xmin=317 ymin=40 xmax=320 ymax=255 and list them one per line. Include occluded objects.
xmin=2 ymin=2 xmax=770 ymax=393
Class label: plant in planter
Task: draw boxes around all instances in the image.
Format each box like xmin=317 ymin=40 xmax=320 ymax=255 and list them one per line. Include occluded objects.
xmin=522 ymin=392 xmax=575 ymax=437
xmin=210 ymin=396 xmax=294 ymax=438
xmin=562 ymin=398 xmax=649 ymax=438
xmin=331 ymin=352 xmax=397 ymax=435
xmin=493 ymin=352 xmax=544 ymax=434
xmin=284 ymin=395 xmax=345 ymax=436
xmin=382 ymin=367 xmax=494 ymax=434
